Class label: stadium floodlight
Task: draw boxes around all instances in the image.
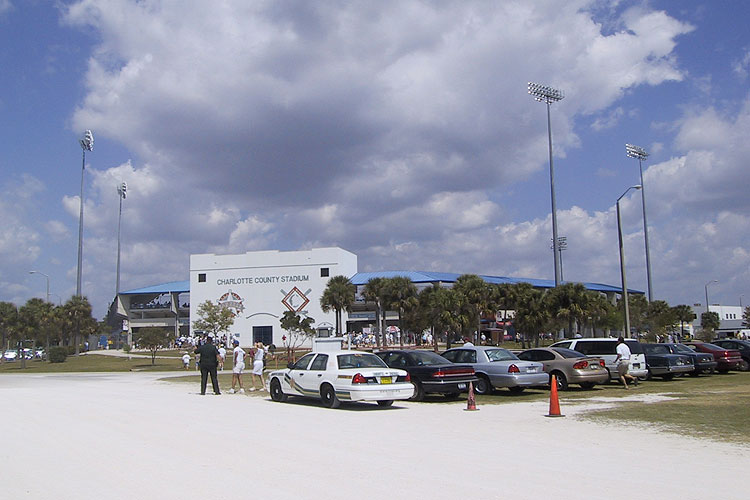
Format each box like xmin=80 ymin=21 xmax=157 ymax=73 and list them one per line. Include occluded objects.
xmin=617 ymin=185 xmax=642 ymax=338
xmin=116 ymin=182 xmax=127 ymax=295
xmin=76 ymin=130 xmax=94 ymax=297
xmin=528 ymin=82 xmax=565 ymax=286
xmin=626 ymin=143 xmax=653 ymax=302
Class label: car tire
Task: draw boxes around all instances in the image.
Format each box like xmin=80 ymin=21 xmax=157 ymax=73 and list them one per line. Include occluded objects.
xmin=739 ymin=359 xmax=750 ymax=372
xmin=474 ymin=375 xmax=492 ymax=395
xmin=320 ymin=384 xmax=340 ymax=409
xmin=442 ymin=392 xmax=460 ymax=399
xmin=550 ymin=371 xmax=568 ymax=391
xmin=508 ymin=386 xmax=525 ymax=394
xmin=269 ymin=378 xmax=287 ymax=402
xmin=579 ymin=382 xmax=595 ymax=390
xmin=409 ymin=380 xmax=425 ymax=401
xmin=662 ymin=373 xmax=674 ymax=381
xmin=377 ymin=399 xmax=394 ymax=407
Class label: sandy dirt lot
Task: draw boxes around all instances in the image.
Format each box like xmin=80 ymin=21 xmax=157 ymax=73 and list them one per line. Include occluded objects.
xmin=1 ymin=372 xmax=747 ymax=500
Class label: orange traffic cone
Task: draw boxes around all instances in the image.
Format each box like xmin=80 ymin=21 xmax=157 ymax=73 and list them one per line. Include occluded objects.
xmin=464 ymin=381 xmax=479 ymax=411
xmin=546 ymin=374 xmax=565 ymax=418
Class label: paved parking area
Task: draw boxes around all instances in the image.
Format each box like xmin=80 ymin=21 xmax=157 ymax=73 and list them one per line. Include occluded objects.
xmin=1 ymin=372 xmax=747 ymax=499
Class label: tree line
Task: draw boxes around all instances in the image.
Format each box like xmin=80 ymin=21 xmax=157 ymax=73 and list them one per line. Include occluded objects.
xmin=319 ymin=274 xmax=736 ymax=348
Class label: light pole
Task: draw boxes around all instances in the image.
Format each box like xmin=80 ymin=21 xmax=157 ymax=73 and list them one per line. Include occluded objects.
xmin=77 ymin=130 xmax=94 ymax=297
xmin=529 ymin=82 xmax=564 ymax=287
xmin=705 ymin=279 xmax=718 ymax=315
xmin=116 ymin=182 xmax=127 ymax=295
xmin=29 ymin=271 xmax=50 ymax=303
xmin=617 ymin=185 xmax=642 ymax=338
xmin=550 ymin=236 xmax=567 ymax=281
xmin=626 ymin=144 xmax=653 ymax=302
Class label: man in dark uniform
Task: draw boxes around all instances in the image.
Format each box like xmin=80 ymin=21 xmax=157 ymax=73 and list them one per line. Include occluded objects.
xmin=194 ymin=335 xmax=221 ymax=395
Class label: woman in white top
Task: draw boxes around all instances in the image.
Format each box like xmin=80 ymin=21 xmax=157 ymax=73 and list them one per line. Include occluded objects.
xmin=229 ymin=340 xmax=246 ymax=394
xmin=250 ymin=342 xmax=267 ymax=391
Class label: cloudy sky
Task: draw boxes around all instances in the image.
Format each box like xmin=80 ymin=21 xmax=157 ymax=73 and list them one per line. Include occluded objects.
xmin=2 ymin=0 xmax=749 ymax=318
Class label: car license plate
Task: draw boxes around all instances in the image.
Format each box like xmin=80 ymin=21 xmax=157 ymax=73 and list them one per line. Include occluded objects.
xmin=457 ymin=383 xmax=467 ymax=390
xmin=381 ymin=376 xmax=392 ymax=384
xmin=633 ymin=363 xmax=640 ymax=368
xmin=526 ymin=367 xmax=536 ymax=373
xmin=590 ymin=365 xmax=599 ymax=369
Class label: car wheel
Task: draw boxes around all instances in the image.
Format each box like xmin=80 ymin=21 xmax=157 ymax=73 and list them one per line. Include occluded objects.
xmin=508 ymin=386 xmax=525 ymax=394
xmin=442 ymin=392 xmax=460 ymax=399
xmin=320 ymin=384 xmax=340 ymax=409
xmin=409 ymin=381 xmax=425 ymax=401
xmin=550 ymin=371 xmax=568 ymax=391
xmin=269 ymin=378 xmax=287 ymax=402
xmin=689 ymin=370 xmax=700 ymax=377
xmin=579 ymin=382 xmax=595 ymax=390
xmin=377 ymin=399 xmax=394 ymax=407
xmin=474 ymin=375 xmax=492 ymax=395
xmin=662 ymin=373 xmax=674 ymax=381
xmin=739 ymin=359 xmax=750 ymax=372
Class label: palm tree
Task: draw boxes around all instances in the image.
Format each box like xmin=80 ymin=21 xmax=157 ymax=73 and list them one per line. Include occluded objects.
xmin=453 ymin=274 xmax=492 ymax=344
xmin=0 ymin=301 xmax=19 ymax=360
xmin=515 ymin=288 xmax=551 ymax=348
xmin=363 ymin=277 xmax=388 ymax=348
xmin=420 ymin=284 xmax=460 ymax=350
xmin=547 ymin=282 xmax=589 ymax=338
xmin=63 ymin=296 xmax=97 ymax=355
xmin=672 ymin=304 xmax=696 ymax=340
xmin=510 ymin=282 xmax=538 ymax=347
xmin=383 ymin=277 xmax=418 ymax=346
xmin=586 ymin=292 xmax=614 ymax=338
xmin=320 ymin=275 xmax=356 ymax=335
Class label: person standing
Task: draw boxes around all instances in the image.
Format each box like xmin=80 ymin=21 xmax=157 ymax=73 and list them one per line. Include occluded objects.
xmin=615 ymin=337 xmax=639 ymax=389
xmin=218 ymin=344 xmax=227 ymax=371
xmin=194 ymin=335 xmax=221 ymax=395
xmin=250 ymin=342 xmax=266 ymax=391
xmin=228 ymin=340 xmax=246 ymax=394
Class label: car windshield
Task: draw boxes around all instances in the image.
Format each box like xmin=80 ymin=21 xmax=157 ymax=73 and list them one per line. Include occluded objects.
xmin=485 ymin=349 xmax=518 ymax=361
xmin=551 ymin=348 xmax=586 ymax=358
xmin=410 ymin=351 xmax=449 ymax=366
xmin=337 ymin=353 xmax=388 ymax=369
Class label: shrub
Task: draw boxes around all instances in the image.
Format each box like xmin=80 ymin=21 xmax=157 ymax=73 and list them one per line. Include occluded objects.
xmin=48 ymin=346 xmax=68 ymax=363
xmin=122 ymin=344 xmax=131 ymax=353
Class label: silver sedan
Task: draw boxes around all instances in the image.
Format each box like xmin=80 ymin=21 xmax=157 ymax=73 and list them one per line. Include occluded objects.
xmin=442 ymin=345 xmax=548 ymax=394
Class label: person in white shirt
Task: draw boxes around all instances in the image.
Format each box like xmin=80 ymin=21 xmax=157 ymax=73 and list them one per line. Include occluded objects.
xmin=181 ymin=352 xmax=190 ymax=371
xmin=229 ymin=340 xmax=246 ymax=394
xmin=217 ymin=344 xmax=227 ymax=371
xmin=250 ymin=342 xmax=267 ymax=391
xmin=615 ymin=337 xmax=639 ymax=389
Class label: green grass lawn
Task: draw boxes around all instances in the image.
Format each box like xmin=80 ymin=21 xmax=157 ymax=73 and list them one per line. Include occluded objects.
xmin=0 ymin=353 xmax=183 ymax=373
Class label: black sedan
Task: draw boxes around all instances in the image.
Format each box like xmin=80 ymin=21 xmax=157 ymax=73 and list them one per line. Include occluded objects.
xmin=641 ymin=344 xmax=694 ymax=380
xmin=376 ymin=350 xmax=477 ymax=401
xmin=711 ymin=339 xmax=750 ymax=371
xmin=661 ymin=343 xmax=717 ymax=376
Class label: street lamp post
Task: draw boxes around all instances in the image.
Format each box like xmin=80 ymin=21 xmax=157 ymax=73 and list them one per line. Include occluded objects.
xmin=29 ymin=271 xmax=50 ymax=303
xmin=77 ymin=130 xmax=94 ymax=297
xmin=116 ymin=182 xmax=127 ymax=295
xmin=617 ymin=185 xmax=642 ymax=338
xmin=626 ymin=144 xmax=653 ymax=302
xmin=529 ymin=82 xmax=564 ymax=287
xmin=705 ymin=280 xmax=718 ymax=315
xmin=550 ymin=236 xmax=567 ymax=281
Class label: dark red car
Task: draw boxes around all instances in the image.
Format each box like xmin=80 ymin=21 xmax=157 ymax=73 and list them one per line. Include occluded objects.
xmin=683 ymin=342 xmax=742 ymax=373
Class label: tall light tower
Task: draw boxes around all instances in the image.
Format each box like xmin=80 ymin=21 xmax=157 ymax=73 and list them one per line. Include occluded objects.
xmin=77 ymin=130 xmax=94 ymax=297
xmin=626 ymin=143 xmax=653 ymax=302
xmin=116 ymin=182 xmax=127 ymax=295
xmin=529 ymin=82 xmax=564 ymax=286
xmin=617 ymin=185 xmax=642 ymax=338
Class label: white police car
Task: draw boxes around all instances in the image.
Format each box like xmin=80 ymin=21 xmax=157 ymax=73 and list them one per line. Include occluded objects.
xmin=268 ymin=350 xmax=414 ymax=408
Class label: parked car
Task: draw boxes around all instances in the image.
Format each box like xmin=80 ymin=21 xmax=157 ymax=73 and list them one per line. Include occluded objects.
xmin=375 ymin=350 xmax=477 ymax=401
xmin=3 ymin=349 xmax=18 ymax=361
xmin=440 ymin=346 xmax=548 ymax=394
xmin=549 ymin=338 xmax=649 ymax=381
xmin=660 ymin=343 xmax=716 ymax=376
xmin=267 ymin=350 xmax=413 ymax=408
xmin=711 ymin=339 xmax=750 ymax=371
xmin=683 ymin=342 xmax=742 ymax=373
xmin=516 ymin=347 xmax=609 ymax=390
xmin=641 ymin=344 xmax=694 ymax=380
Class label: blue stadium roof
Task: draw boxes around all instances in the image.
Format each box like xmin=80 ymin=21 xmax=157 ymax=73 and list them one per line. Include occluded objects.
xmin=350 ymin=271 xmax=641 ymax=294
xmin=120 ymin=280 xmax=190 ymax=295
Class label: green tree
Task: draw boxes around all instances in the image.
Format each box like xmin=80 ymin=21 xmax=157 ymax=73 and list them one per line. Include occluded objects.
xmin=672 ymin=304 xmax=696 ymax=340
xmin=645 ymin=300 xmax=678 ymax=342
xmin=383 ymin=277 xmax=418 ymax=346
xmin=0 ymin=302 xmax=18 ymax=356
xmin=280 ymin=310 xmax=315 ymax=361
xmin=363 ymin=277 xmax=388 ymax=348
xmin=18 ymin=298 xmax=50 ymax=368
xmin=742 ymin=306 xmax=750 ymax=329
xmin=699 ymin=311 xmax=720 ymax=341
xmin=546 ymin=282 xmax=589 ymax=338
xmin=625 ymin=294 xmax=649 ymax=337
xmin=452 ymin=274 xmax=492 ymax=344
xmin=418 ymin=284 xmax=460 ymax=350
xmin=514 ymin=288 xmax=551 ymax=348
xmin=586 ymin=293 xmax=616 ymax=338
xmin=62 ymin=296 xmax=97 ymax=356
xmin=192 ymin=300 xmax=235 ymax=340
xmin=320 ymin=275 xmax=356 ymax=335
xmin=135 ymin=327 xmax=172 ymax=365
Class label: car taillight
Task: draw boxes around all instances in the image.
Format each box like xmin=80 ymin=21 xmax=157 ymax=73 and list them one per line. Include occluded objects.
xmin=405 ymin=372 xmax=410 ymax=382
xmin=573 ymin=360 xmax=589 ymax=369
xmin=599 ymin=359 xmax=605 ymax=367
xmin=352 ymin=373 xmax=367 ymax=384
xmin=508 ymin=364 xmax=520 ymax=373
xmin=432 ymin=370 xmax=445 ymax=378
xmin=723 ymin=351 xmax=730 ymax=358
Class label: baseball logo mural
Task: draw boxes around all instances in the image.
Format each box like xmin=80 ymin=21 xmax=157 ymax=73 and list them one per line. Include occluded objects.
xmin=217 ymin=290 xmax=245 ymax=317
